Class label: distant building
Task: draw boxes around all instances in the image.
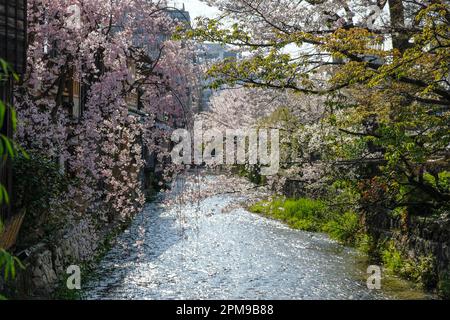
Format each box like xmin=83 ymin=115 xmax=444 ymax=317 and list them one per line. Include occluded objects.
xmin=194 ymin=43 xmax=239 ymax=112
xmin=197 ymin=43 xmax=238 ymax=63
xmin=129 ymin=3 xmax=194 ymax=195
xmin=167 ymin=4 xmax=191 ymax=24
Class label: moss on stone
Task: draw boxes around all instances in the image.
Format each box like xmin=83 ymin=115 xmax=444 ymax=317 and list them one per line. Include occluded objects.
xmin=438 ymin=272 xmax=450 ymax=299
xmin=381 ymin=241 xmax=437 ymax=290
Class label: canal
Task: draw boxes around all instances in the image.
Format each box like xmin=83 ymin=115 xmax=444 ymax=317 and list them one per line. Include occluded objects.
xmin=83 ymin=174 xmax=428 ymax=300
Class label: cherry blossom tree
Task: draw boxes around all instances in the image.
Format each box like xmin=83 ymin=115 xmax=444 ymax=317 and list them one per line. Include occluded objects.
xmin=200 ymin=87 xmax=281 ymax=129
xmin=186 ymin=0 xmax=450 ymax=205
xmin=16 ymin=0 xmax=196 ymax=220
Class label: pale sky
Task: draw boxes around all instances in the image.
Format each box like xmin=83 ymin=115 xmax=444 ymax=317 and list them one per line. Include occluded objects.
xmin=172 ymin=0 xmax=392 ymax=52
xmin=173 ymin=0 xmax=220 ymax=20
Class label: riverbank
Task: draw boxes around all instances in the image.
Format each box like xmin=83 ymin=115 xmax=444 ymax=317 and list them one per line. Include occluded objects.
xmin=0 ymin=150 xmax=160 ymax=299
xmin=52 ymin=219 xmax=134 ymax=300
xmin=248 ymin=197 xmax=360 ymax=246
xmin=248 ymin=196 xmax=447 ymax=299
xmin=0 ymin=215 xmax=133 ymax=299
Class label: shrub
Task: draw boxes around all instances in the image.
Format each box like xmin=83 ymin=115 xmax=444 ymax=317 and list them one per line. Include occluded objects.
xmin=288 ymin=217 xmax=316 ymax=231
xmin=248 ymin=202 xmax=267 ymax=214
xmin=381 ymin=241 xmax=437 ymax=289
xmin=250 ymin=197 xmax=345 ymax=234
xmin=12 ymin=153 xmax=69 ymax=214
xmin=236 ymin=164 xmax=267 ymax=186
xmin=438 ymin=272 xmax=450 ymax=299
xmin=410 ymin=256 xmax=437 ymax=289
xmin=323 ymin=211 xmax=360 ymax=245
xmin=382 ymin=241 xmax=406 ymax=274
xmin=283 ymin=198 xmax=326 ymax=219
xmin=12 ymin=153 xmax=70 ymax=245
xmin=355 ymin=233 xmax=375 ymax=255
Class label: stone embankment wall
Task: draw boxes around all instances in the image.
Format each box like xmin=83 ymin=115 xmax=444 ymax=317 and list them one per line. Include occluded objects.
xmin=281 ymin=177 xmax=450 ymax=297
xmin=1 ymin=217 xmax=102 ymax=298
xmin=386 ymin=214 xmax=449 ymax=283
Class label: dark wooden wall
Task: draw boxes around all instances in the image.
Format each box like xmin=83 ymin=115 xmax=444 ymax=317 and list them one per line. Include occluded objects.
xmin=0 ymin=0 xmax=27 ymax=221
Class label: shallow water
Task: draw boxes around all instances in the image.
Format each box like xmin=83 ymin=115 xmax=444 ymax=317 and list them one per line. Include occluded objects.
xmin=83 ymin=176 xmax=428 ymax=300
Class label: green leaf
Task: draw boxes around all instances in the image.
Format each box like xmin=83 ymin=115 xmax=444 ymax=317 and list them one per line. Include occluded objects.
xmin=10 ymin=108 xmax=17 ymax=131
xmin=1 ymin=134 xmax=16 ymax=158
xmin=0 ymin=249 xmax=22 ymax=281
xmin=0 ymin=184 xmax=4 ymax=204
xmin=1 ymin=184 xmax=10 ymax=204
xmin=0 ymin=100 xmax=5 ymax=128
xmin=17 ymin=145 xmax=29 ymax=159
xmin=0 ymin=59 xmax=9 ymax=75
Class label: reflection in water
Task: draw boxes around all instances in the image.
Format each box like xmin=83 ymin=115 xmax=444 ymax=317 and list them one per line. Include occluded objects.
xmin=83 ymin=175 xmax=427 ymax=300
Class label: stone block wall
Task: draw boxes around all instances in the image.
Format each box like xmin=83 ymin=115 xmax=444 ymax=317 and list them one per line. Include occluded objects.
xmin=1 ymin=216 xmax=100 ymax=298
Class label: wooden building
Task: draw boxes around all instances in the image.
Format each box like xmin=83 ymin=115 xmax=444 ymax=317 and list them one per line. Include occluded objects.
xmin=0 ymin=0 xmax=27 ymax=249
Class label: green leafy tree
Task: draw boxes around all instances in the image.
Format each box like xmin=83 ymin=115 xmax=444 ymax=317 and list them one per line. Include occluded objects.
xmin=0 ymin=59 xmax=25 ymax=298
xmin=179 ymin=1 xmax=449 ymax=215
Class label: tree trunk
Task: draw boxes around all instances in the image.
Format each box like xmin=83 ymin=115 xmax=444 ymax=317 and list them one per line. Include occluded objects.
xmin=388 ymin=0 xmax=410 ymax=52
